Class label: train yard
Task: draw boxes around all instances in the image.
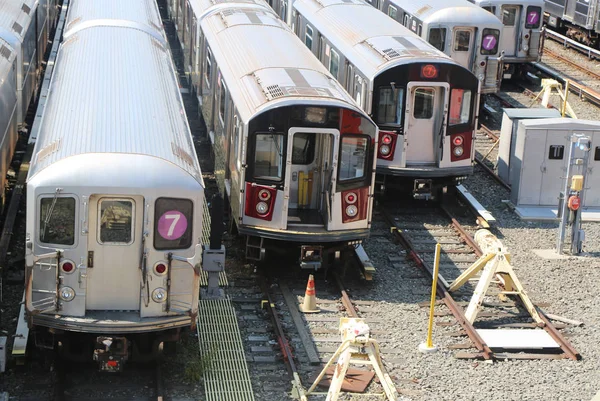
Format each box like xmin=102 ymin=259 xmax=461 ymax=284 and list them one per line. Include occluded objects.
xmin=0 ymin=1 xmax=600 ymax=401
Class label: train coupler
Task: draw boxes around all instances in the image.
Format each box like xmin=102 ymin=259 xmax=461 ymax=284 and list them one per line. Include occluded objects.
xmin=300 ymin=245 xmax=323 ymax=270
xmin=93 ymin=336 xmax=128 ymax=372
xmin=413 ymin=179 xmax=433 ymax=200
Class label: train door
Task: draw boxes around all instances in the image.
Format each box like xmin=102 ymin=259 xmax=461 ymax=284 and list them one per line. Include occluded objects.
xmin=451 ymin=27 xmax=476 ymax=70
xmin=285 ymin=128 xmax=338 ymax=228
xmin=86 ymin=195 xmax=143 ymax=310
xmin=499 ymin=5 xmax=521 ymax=56
xmin=404 ymin=83 xmax=449 ymax=166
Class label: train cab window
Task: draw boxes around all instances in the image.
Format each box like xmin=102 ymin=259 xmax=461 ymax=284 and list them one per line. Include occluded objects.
xmin=483 ymin=6 xmax=496 ymax=15
xmin=39 ymin=197 xmax=76 ymax=246
xmin=404 ymin=15 xmax=409 ymax=27
xmin=449 ymin=89 xmax=472 ymax=125
xmin=329 ymin=49 xmax=340 ymax=79
xmin=594 ymin=146 xmax=600 ymax=161
xmin=254 ymin=133 xmax=284 ymax=181
xmin=376 ymin=86 xmax=404 ymax=125
xmin=429 ymin=28 xmax=446 ymax=51
xmin=502 ymin=7 xmax=517 ymax=26
xmin=413 ymin=88 xmax=434 ymax=119
xmin=305 ymin=25 xmax=313 ymax=50
xmin=481 ymin=28 xmax=500 ymax=55
xmin=98 ymin=199 xmax=133 ymax=245
xmin=525 ymin=6 xmax=542 ymax=28
xmin=388 ymin=5 xmax=397 ymax=19
xmin=292 ymin=133 xmax=316 ymax=164
xmin=205 ymin=48 xmax=212 ymax=87
xmin=339 ymin=135 xmax=369 ymax=181
xmin=154 ymin=198 xmax=193 ymax=250
xmin=454 ymin=30 xmax=471 ymax=52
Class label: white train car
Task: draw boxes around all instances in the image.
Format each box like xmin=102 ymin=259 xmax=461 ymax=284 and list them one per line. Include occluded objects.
xmin=273 ymin=0 xmax=480 ymax=199
xmin=0 ymin=0 xmax=46 ymax=126
xmin=376 ymin=0 xmax=504 ymax=93
xmin=170 ymin=0 xmax=378 ymax=268
xmin=469 ymin=0 xmax=545 ymax=77
xmin=0 ymin=38 xmax=18 ymax=207
xmin=25 ymin=0 xmax=217 ymax=371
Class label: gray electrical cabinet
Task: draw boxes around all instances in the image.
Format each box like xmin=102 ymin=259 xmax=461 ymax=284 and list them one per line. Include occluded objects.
xmin=497 ymin=108 xmax=562 ymax=184
xmin=508 ymin=118 xmax=600 ymax=210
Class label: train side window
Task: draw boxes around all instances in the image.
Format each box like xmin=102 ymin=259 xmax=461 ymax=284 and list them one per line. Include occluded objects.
xmin=481 ymin=28 xmax=500 ymax=55
xmin=594 ymin=146 xmax=600 ymax=161
xmin=329 ymin=49 xmax=340 ymax=79
xmin=418 ymin=24 xmax=422 ymax=36
xmin=39 ymin=197 xmax=76 ymax=246
xmin=219 ymin=76 xmax=226 ymax=126
xmin=354 ymin=75 xmax=363 ymax=108
xmin=292 ymin=133 xmax=316 ymax=164
xmin=376 ymin=86 xmax=404 ymax=125
xmin=153 ymin=198 xmax=193 ymax=250
xmin=429 ymin=28 xmax=446 ymax=51
xmin=483 ymin=6 xmax=496 ymax=15
xmin=502 ymin=7 xmax=517 ymax=26
xmin=339 ymin=135 xmax=369 ymax=181
xmin=403 ymin=14 xmax=409 ymax=27
xmin=98 ymin=199 xmax=133 ymax=245
xmin=253 ymin=133 xmax=284 ymax=181
xmin=205 ymin=48 xmax=212 ymax=88
xmin=388 ymin=5 xmax=397 ymax=19
xmin=454 ymin=30 xmax=471 ymax=52
xmin=448 ymin=89 xmax=472 ymax=126
xmin=305 ymin=25 xmax=313 ymax=50
xmin=525 ymin=6 xmax=542 ymax=29
xmin=413 ymin=88 xmax=434 ymax=119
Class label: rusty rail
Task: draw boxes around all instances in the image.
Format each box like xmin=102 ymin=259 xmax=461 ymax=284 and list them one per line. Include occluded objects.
xmin=332 ymin=272 xmax=359 ymax=318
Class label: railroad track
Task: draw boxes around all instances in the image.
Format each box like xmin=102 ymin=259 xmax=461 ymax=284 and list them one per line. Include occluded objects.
xmin=378 ymin=201 xmax=580 ymax=361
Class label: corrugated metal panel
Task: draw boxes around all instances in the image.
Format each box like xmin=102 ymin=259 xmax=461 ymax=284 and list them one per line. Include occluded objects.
xmin=0 ymin=0 xmax=36 ymax=41
xmin=28 ymin=27 xmax=202 ymax=182
xmin=200 ymin=4 xmax=363 ymax=123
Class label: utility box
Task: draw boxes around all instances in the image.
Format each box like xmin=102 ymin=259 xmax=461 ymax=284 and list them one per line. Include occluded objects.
xmin=498 ymin=108 xmax=562 ymax=183
xmin=507 ymin=118 xmax=600 ymax=214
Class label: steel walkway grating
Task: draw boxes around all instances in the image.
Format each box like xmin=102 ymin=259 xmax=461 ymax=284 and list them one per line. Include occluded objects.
xmin=199 ymin=271 xmax=228 ymax=287
xmin=197 ymin=299 xmax=255 ymax=401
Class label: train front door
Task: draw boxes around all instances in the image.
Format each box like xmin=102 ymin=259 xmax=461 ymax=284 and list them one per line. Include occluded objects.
xmin=404 ymin=82 xmax=449 ymax=166
xmin=86 ymin=195 xmax=143 ymax=310
xmin=451 ymin=27 xmax=476 ymax=70
xmin=499 ymin=5 xmax=521 ymax=56
xmin=285 ymin=127 xmax=338 ymax=228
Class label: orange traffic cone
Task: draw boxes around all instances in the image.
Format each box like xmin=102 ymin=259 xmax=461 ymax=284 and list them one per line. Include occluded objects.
xmin=299 ymin=274 xmax=320 ymax=313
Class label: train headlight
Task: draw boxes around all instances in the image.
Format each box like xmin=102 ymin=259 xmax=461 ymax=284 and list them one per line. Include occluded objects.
xmin=523 ymin=45 xmax=529 ymax=51
xmin=256 ymin=201 xmax=269 ymax=215
xmin=152 ymin=288 xmax=167 ymax=303
xmin=59 ymin=286 xmax=75 ymax=302
xmin=379 ymin=145 xmax=391 ymax=156
xmin=478 ymin=74 xmax=485 ymax=81
xmin=453 ymin=146 xmax=464 ymax=157
xmin=346 ymin=205 xmax=358 ymax=217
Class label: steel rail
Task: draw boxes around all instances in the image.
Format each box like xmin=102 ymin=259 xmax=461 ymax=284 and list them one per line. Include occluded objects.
xmin=531 ymin=60 xmax=600 ymax=108
xmin=380 ymin=208 xmax=493 ymax=360
xmin=475 ymin=125 xmax=511 ymax=190
xmin=332 ymin=272 xmax=359 ymax=318
xmin=544 ymin=28 xmax=600 ymax=59
xmin=544 ymin=49 xmax=600 ymax=81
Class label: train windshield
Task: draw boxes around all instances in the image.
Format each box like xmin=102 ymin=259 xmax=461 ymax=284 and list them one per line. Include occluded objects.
xmin=253 ymin=133 xmax=284 ymax=181
xmin=39 ymin=197 xmax=76 ymax=245
xmin=525 ymin=6 xmax=541 ymax=28
xmin=481 ymin=29 xmax=500 ymax=55
xmin=449 ymin=89 xmax=472 ymax=126
xmin=339 ymin=135 xmax=369 ymax=181
xmin=376 ymin=86 xmax=404 ymax=125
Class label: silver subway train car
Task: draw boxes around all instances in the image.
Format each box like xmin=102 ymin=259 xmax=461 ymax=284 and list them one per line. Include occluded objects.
xmin=167 ymin=0 xmax=378 ymax=269
xmin=273 ymin=0 xmax=480 ymax=199
xmin=545 ymin=0 xmax=600 ymax=46
xmin=375 ymin=0 xmax=504 ymax=93
xmin=470 ymin=0 xmax=545 ymax=77
xmin=25 ymin=0 xmax=218 ymax=371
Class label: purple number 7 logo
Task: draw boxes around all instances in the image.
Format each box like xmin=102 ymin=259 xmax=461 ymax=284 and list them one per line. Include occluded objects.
xmin=528 ymin=11 xmax=539 ymax=25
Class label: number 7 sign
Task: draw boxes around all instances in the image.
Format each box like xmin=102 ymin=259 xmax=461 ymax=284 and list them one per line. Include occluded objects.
xmin=158 ymin=211 xmax=188 ymax=240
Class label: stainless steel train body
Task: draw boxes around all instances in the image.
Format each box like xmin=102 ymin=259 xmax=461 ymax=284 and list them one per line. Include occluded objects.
xmin=167 ymin=0 xmax=378 ymax=268
xmin=0 ymin=38 xmax=18 ymax=207
xmin=544 ymin=0 xmax=600 ymax=46
xmin=274 ymin=0 xmax=480 ymax=198
xmin=374 ymin=0 xmax=504 ymax=93
xmin=25 ymin=0 xmax=207 ymax=369
xmin=0 ymin=0 xmax=50 ymax=127
xmin=470 ymin=0 xmax=545 ymax=76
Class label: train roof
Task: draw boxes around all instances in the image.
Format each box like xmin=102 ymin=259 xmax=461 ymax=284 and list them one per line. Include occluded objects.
xmin=393 ymin=0 xmax=503 ymax=27
xmin=188 ymin=0 xmax=268 ymax=19
xmin=199 ymin=4 xmax=368 ymax=124
xmin=64 ymin=0 xmax=166 ymax=45
xmin=294 ymin=0 xmax=455 ymax=80
xmin=28 ymin=23 xmax=202 ymax=183
xmin=0 ymin=0 xmax=36 ymax=45
xmin=468 ymin=0 xmax=544 ymax=7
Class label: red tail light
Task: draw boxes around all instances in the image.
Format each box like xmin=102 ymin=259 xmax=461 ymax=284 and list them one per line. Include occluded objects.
xmin=61 ymin=261 xmax=75 ymax=273
xmin=377 ymin=131 xmax=398 ymax=160
xmin=450 ymin=133 xmax=472 ymax=162
xmin=341 ymin=187 xmax=368 ymax=223
xmin=245 ymin=183 xmax=277 ymax=221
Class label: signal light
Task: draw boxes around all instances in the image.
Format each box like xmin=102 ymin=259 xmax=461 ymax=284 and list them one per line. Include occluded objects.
xmin=381 ymin=134 xmax=392 ymax=145
xmin=61 ymin=261 xmax=75 ymax=273
xmin=568 ymin=195 xmax=581 ymax=211
xmin=154 ymin=262 xmax=167 ymax=275
xmin=258 ymin=189 xmax=271 ymax=201
xmin=453 ymin=136 xmax=464 ymax=146
xmin=344 ymin=192 xmax=357 ymax=204
xmin=421 ymin=64 xmax=438 ymax=79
